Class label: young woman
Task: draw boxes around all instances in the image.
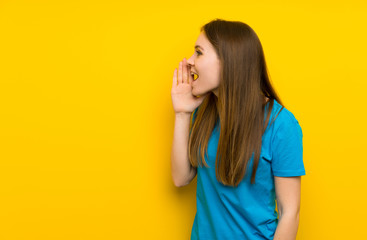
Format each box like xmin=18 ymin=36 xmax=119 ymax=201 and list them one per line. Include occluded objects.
xmin=171 ymin=19 xmax=305 ymax=240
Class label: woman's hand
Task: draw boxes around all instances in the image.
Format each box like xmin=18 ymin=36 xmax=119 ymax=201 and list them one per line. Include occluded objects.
xmin=171 ymin=58 xmax=209 ymax=114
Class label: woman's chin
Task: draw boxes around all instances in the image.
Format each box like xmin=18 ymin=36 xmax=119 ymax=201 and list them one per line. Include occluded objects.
xmin=192 ymin=90 xmax=208 ymax=98
xmin=191 ymin=89 xmax=200 ymax=97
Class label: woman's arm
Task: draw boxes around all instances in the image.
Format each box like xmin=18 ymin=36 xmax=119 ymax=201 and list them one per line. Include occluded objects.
xmin=273 ymin=176 xmax=302 ymax=240
xmin=171 ymin=112 xmax=196 ymax=187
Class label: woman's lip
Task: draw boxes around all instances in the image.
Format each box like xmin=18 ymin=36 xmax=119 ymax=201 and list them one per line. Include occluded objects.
xmin=190 ymin=71 xmax=199 ymax=77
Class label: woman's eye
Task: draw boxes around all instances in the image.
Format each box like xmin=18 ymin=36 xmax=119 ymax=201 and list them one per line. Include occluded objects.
xmin=195 ymin=50 xmax=202 ymax=55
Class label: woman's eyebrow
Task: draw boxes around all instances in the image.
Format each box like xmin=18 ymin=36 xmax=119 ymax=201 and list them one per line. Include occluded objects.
xmin=195 ymin=45 xmax=204 ymax=50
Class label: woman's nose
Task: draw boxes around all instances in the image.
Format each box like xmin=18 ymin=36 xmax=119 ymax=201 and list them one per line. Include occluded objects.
xmin=187 ymin=55 xmax=194 ymax=66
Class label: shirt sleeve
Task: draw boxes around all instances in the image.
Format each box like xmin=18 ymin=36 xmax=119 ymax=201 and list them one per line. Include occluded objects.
xmin=271 ymin=116 xmax=306 ymax=177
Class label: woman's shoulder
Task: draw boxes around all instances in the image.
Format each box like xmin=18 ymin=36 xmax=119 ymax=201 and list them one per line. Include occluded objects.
xmin=270 ymin=99 xmax=302 ymax=139
xmin=272 ymin=99 xmax=300 ymax=125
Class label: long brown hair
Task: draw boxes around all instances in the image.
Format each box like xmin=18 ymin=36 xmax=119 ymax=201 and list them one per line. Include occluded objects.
xmin=188 ymin=19 xmax=285 ymax=186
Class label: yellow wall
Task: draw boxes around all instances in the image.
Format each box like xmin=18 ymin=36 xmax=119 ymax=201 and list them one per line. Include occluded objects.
xmin=0 ymin=0 xmax=366 ymax=239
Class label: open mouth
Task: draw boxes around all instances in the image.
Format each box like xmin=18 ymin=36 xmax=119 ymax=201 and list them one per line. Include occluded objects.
xmin=190 ymin=72 xmax=199 ymax=81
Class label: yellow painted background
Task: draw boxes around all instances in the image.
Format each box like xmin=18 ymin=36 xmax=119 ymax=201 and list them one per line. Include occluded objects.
xmin=0 ymin=0 xmax=366 ymax=239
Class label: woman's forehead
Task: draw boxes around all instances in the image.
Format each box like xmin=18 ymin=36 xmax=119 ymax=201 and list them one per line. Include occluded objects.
xmin=195 ymin=32 xmax=211 ymax=51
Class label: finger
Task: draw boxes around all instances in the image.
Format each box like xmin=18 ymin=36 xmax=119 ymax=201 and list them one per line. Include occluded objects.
xmin=183 ymin=58 xmax=188 ymax=84
xmin=187 ymin=64 xmax=193 ymax=84
xmin=172 ymin=68 xmax=177 ymax=86
xmin=178 ymin=61 xmax=182 ymax=84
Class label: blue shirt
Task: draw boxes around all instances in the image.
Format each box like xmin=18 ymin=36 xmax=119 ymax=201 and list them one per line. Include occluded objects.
xmin=190 ymin=99 xmax=306 ymax=240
